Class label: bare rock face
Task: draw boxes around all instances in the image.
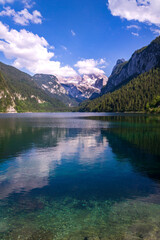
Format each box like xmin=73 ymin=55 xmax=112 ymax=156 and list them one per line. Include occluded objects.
xmin=33 ymin=73 xmax=108 ymax=103
xmin=7 ymin=105 xmax=17 ymax=113
xmin=33 ymin=74 xmax=67 ymax=96
xmin=62 ymin=82 xmax=100 ymax=101
xmin=111 ymin=58 xmax=126 ymax=76
xmin=59 ymin=74 xmax=108 ymax=101
xmin=80 ymin=74 xmax=108 ymax=89
xmin=33 ymin=74 xmax=78 ymax=106
xmin=102 ymin=36 xmax=160 ymax=94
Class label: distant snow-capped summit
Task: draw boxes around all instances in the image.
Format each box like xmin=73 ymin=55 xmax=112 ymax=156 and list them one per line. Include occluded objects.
xmin=57 ymin=73 xmax=108 ymax=101
xmin=33 ymin=73 xmax=108 ymax=103
xmin=80 ymin=74 xmax=108 ymax=89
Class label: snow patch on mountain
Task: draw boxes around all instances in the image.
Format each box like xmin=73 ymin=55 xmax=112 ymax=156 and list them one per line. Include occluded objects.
xmin=33 ymin=73 xmax=108 ymax=103
xmin=58 ymin=73 xmax=108 ymax=101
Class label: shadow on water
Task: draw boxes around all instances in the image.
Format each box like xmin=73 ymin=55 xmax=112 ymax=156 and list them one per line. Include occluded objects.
xmin=101 ymin=129 xmax=160 ymax=182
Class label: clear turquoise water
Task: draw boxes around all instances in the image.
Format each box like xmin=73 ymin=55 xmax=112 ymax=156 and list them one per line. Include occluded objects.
xmin=0 ymin=113 xmax=160 ymax=240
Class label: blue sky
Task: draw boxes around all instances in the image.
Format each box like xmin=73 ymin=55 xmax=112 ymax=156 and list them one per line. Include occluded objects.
xmin=0 ymin=0 xmax=160 ymax=77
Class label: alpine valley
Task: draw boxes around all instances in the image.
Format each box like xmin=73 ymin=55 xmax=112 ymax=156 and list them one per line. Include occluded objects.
xmin=0 ymin=62 xmax=108 ymax=113
xmin=0 ymin=36 xmax=160 ymax=113
xmin=80 ymin=36 xmax=160 ymax=113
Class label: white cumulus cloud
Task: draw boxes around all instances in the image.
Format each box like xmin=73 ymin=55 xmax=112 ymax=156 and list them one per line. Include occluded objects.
xmin=22 ymin=0 xmax=35 ymax=9
xmin=75 ymin=59 xmax=106 ymax=75
xmin=0 ymin=21 xmax=77 ymax=77
xmin=0 ymin=0 xmax=35 ymax=8
xmin=108 ymin=0 xmax=160 ymax=26
xmin=0 ymin=0 xmax=14 ymax=4
xmin=0 ymin=7 xmax=42 ymax=25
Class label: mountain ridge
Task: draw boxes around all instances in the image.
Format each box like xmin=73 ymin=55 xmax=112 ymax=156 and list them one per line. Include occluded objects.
xmin=33 ymin=74 xmax=78 ymax=107
xmin=33 ymin=73 xmax=108 ymax=103
xmin=101 ymin=36 xmax=160 ymax=94
xmin=79 ymin=67 xmax=160 ymax=112
xmin=0 ymin=36 xmax=160 ymax=113
xmin=79 ymin=36 xmax=160 ymax=112
xmin=0 ymin=61 xmax=66 ymax=113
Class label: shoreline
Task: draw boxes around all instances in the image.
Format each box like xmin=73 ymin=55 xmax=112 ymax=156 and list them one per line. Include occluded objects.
xmin=0 ymin=111 xmax=159 ymax=115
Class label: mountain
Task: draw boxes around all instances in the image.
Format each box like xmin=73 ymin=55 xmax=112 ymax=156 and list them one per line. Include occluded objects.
xmin=111 ymin=59 xmax=126 ymax=75
xmin=79 ymin=68 xmax=160 ymax=112
xmin=0 ymin=62 xmax=66 ymax=113
xmin=62 ymin=82 xmax=99 ymax=101
xmin=33 ymin=74 xmax=78 ymax=107
xmin=32 ymin=73 xmax=108 ymax=103
xmin=59 ymin=73 xmax=108 ymax=101
xmin=102 ymin=36 xmax=160 ymax=94
xmin=79 ymin=36 xmax=160 ymax=113
xmin=0 ymin=61 xmax=108 ymax=112
xmin=80 ymin=74 xmax=108 ymax=90
xmin=2 ymin=35 xmax=160 ymax=113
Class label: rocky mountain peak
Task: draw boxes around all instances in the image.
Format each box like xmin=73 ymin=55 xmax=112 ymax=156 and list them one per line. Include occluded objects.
xmin=57 ymin=75 xmax=81 ymax=85
xmin=33 ymin=72 xmax=108 ymax=103
xmin=111 ymin=58 xmax=126 ymax=76
xmin=116 ymin=59 xmax=126 ymax=66
xmin=80 ymin=73 xmax=108 ymax=88
xmin=33 ymin=74 xmax=59 ymax=83
xmin=57 ymin=73 xmax=108 ymax=101
xmin=101 ymin=37 xmax=160 ymax=94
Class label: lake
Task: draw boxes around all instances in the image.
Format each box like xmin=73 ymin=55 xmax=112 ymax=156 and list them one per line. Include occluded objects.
xmin=0 ymin=113 xmax=160 ymax=240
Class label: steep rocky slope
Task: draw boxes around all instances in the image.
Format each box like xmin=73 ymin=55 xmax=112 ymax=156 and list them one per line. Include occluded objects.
xmin=60 ymin=73 xmax=108 ymax=101
xmin=33 ymin=74 xmax=78 ymax=107
xmin=102 ymin=36 xmax=160 ymax=94
xmin=33 ymin=73 xmax=108 ymax=103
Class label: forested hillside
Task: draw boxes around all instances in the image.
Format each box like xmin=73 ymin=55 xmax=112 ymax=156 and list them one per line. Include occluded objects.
xmin=79 ymin=68 xmax=160 ymax=112
xmin=0 ymin=62 xmax=66 ymax=113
